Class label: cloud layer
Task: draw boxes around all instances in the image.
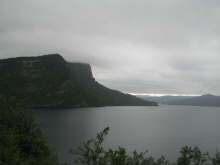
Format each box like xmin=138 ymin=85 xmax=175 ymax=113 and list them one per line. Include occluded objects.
xmin=1 ymin=0 xmax=220 ymax=95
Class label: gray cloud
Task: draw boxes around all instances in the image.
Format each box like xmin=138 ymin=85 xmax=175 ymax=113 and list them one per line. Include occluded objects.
xmin=1 ymin=0 xmax=220 ymax=95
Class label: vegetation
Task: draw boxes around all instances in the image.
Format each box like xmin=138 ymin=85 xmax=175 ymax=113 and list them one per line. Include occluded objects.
xmin=0 ymin=96 xmax=61 ymax=165
xmin=1 ymin=94 xmax=219 ymax=165
xmin=71 ymin=127 xmax=220 ymax=165
xmin=0 ymin=54 xmax=157 ymax=108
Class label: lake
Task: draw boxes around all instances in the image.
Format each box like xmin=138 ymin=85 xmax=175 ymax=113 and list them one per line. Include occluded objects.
xmin=32 ymin=105 xmax=220 ymax=164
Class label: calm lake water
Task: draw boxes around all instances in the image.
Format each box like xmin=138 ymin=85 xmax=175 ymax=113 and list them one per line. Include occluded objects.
xmin=33 ymin=105 xmax=220 ymax=164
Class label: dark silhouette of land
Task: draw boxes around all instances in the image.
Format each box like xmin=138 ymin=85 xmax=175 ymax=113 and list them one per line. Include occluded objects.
xmin=0 ymin=54 xmax=157 ymax=108
xmin=139 ymin=94 xmax=220 ymax=107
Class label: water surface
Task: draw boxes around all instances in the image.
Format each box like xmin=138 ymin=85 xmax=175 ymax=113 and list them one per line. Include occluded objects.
xmin=33 ymin=105 xmax=220 ymax=164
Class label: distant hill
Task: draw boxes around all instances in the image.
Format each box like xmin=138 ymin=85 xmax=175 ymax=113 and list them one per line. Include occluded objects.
xmin=138 ymin=95 xmax=194 ymax=104
xmin=0 ymin=54 xmax=157 ymax=108
xmin=138 ymin=94 xmax=220 ymax=107
xmin=166 ymin=94 xmax=220 ymax=107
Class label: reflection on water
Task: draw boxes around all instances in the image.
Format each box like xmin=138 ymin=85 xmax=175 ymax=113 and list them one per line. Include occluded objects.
xmin=32 ymin=105 xmax=220 ymax=163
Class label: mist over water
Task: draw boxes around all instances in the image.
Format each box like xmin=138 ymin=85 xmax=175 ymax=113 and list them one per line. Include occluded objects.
xmin=33 ymin=105 xmax=220 ymax=164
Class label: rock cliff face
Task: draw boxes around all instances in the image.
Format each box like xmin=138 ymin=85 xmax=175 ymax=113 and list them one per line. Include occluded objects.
xmin=0 ymin=54 xmax=157 ymax=108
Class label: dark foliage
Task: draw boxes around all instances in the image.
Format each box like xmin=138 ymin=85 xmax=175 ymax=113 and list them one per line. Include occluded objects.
xmin=0 ymin=96 xmax=61 ymax=165
xmin=71 ymin=127 xmax=220 ymax=165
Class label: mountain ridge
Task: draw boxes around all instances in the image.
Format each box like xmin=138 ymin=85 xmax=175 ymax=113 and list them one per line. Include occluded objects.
xmin=138 ymin=94 xmax=220 ymax=107
xmin=167 ymin=94 xmax=220 ymax=107
xmin=0 ymin=54 xmax=157 ymax=108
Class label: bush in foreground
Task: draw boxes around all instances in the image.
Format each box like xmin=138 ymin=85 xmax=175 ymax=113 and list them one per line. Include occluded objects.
xmin=0 ymin=96 xmax=61 ymax=165
xmin=71 ymin=127 xmax=220 ymax=165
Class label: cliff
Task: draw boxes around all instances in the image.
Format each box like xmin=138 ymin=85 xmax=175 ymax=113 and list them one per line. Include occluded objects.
xmin=0 ymin=54 xmax=157 ymax=108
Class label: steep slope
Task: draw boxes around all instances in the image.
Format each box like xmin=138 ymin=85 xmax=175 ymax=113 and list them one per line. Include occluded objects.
xmin=0 ymin=54 xmax=157 ymax=108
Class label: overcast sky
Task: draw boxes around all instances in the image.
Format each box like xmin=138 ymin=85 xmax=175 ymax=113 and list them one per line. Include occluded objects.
xmin=1 ymin=0 xmax=220 ymax=95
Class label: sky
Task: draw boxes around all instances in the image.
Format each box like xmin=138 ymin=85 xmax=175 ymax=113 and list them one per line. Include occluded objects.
xmin=1 ymin=0 xmax=220 ymax=96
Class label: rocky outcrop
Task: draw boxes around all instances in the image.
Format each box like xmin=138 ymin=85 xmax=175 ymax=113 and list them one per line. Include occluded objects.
xmin=0 ymin=54 xmax=157 ymax=108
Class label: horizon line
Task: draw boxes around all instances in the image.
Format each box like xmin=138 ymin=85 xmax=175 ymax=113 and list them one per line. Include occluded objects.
xmin=129 ymin=93 xmax=201 ymax=97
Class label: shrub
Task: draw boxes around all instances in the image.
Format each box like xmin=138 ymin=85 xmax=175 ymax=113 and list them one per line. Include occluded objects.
xmin=71 ymin=127 xmax=220 ymax=165
xmin=0 ymin=96 xmax=60 ymax=165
